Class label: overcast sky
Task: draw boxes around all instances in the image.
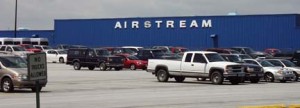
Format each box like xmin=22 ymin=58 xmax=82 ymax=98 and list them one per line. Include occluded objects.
xmin=0 ymin=0 xmax=299 ymax=30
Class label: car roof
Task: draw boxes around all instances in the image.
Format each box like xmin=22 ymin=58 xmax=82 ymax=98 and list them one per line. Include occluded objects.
xmin=185 ymin=51 xmax=217 ymax=54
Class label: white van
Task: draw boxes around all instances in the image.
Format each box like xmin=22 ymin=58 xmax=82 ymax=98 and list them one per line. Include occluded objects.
xmin=30 ymin=38 xmax=49 ymax=45
xmin=0 ymin=38 xmax=14 ymax=45
xmin=13 ymin=38 xmax=31 ymax=45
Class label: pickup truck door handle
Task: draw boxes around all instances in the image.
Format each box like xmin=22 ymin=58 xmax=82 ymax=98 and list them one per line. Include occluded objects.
xmin=191 ymin=64 xmax=194 ymax=66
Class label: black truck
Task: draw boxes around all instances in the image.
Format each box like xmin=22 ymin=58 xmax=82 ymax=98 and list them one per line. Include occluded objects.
xmin=66 ymin=48 xmax=124 ymax=71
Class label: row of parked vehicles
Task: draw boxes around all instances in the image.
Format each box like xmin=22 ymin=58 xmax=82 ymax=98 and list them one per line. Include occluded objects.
xmin=2 ymin=42 xmax=300 ymax=93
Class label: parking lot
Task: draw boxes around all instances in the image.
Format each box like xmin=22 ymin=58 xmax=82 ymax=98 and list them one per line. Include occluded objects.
xmin=0 ymin=63 xmax=300 ymax=108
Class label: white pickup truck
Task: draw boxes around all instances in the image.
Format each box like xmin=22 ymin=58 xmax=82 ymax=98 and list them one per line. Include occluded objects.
xmin=147 ymin=51 xmax=245 ymax=85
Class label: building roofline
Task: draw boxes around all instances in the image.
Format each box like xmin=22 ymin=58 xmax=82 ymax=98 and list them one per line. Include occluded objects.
xmin=54 ymin=13 xmax=300 ymax=21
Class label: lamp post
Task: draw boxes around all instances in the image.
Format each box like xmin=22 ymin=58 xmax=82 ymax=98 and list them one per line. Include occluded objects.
xmin=14 ymin=0 xmax=18 ymax=38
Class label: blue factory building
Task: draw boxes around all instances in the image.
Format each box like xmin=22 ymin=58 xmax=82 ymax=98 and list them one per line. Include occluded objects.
xmin=1 ymin=14 xmax=300 ymax=51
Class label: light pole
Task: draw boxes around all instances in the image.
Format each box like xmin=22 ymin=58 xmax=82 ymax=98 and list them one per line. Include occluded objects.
xmin=14 ymin=0 xmax=18 ymax=38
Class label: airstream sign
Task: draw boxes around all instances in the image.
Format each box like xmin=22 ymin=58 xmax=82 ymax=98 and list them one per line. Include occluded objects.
xmin=114 ymin=19 xmax=212 ymax=29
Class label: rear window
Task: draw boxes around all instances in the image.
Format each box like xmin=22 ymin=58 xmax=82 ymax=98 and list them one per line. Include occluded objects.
xmin=68 ymin=49 xmax=86 ymax=56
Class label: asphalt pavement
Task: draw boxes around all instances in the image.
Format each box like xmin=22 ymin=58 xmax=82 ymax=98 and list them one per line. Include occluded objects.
xmin=0 ymin=63 xmax=300 ymax=108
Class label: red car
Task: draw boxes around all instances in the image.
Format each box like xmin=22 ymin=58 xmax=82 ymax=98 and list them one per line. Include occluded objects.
xmin=116 ymin=54 xmax=148 ymax=70
xmin=264 ymin=48 xmax=281 ymax=56
xmin=170 ymin=47 xmax=188 ymax=54
xmin=19 ymin=44 xmax=41 ymax=53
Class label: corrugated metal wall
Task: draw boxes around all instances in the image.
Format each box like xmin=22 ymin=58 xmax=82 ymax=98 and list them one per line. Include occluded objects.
xmin=1 ymin=14 xmax=299 ymax=51
xmin=54 ymin=14 xmax=300 ymax=51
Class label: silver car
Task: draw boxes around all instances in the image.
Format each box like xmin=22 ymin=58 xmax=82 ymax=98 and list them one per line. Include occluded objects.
xmin=0 ymin=54 xmax=47 ymax=92
xmin=266 ymin=59 xmax=300 ymax=81
xmin=243 ymin=59 xmax=295 ymax=82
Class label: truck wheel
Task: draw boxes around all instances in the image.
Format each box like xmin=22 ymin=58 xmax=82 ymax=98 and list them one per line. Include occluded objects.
xmin=115 ymin=67 xmax=123 ymax=71
xmin=99 ymin=63 xmax=107 ymax=71
xmin=250 ymin=78 xmax=260 ymax=83
xmin=73 ymin=62 xmax=81 ymax=70
xmin=59 ymin=57 xmax=64 ymax=63
xmin=211 ymin=71 xmax=224 ymax=85
xmin=229 ymin=78 xmax=240 ymax=85
xmin=156 ymin=69 xmax=169 ymax=82
xmin=264 ymin=73 xmax=274 ymax=82
xmin=293 ymin=72 xmax=299 ymax=81
xmin=88 ymin=66 xmax=95 ymax=70
xmin=1 ymin=78 xmax=14 ymax=93
xmin=130 ymin=64 xmax=136 ymax=70
xmin=174 ymin=76 xmax=185 ymax=82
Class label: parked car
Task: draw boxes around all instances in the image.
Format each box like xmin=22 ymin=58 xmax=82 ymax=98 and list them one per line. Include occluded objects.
xmin=147 ymin=51 xmax=245 ymax=85
xmin=44 ymin=49 xmax=67 ymax=63
xmin=265 ymin=59 xmax=299 ymax=81
xmin=152 ymin=46 xmax=173 ymax=54
xmin=264 ymin=48 xmax=281 ymax=56
xmin=116 ymin=54 xmax=147 ymax=70
xmin=110 ymin=47 xmax=136 ymax=55
xmin=56 ymin=44 xmax=71 ymax=51
xmin=33 ymin=45 xmax=52 ymax=51
xmin=169 ymin=47 xmax=188 ymax=54
xmin=0 ymin=53 xmax=47 ymax=92
xmin=206 ymin=48 xmax=240 ymax=54
xmin=66 ymin=48 xmax=124 ymax=71
xmin=121 ymin=46 xmax=143 ymax=54
xmin=137 ymin=49 xmax=177 ymax=61
xmin=19 ymin=44 xmax=41 ymax=53
xmin=231 ymin=47 xmax=267 ymax=58
xmin=0 ymin=45 xmax=33 ymax=58
xmin=291 ymin=50 xmax=300 ymax=67
xmin=243 ymin=59 xmax=295 ymax=82
xmin=220 ymin=54 xmax=264 ymax=83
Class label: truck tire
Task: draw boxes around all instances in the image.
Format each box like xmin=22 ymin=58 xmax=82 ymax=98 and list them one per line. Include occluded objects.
xmin=211 ymin=71 xmax=224 ymax=85
xmin=250 ymin=78 xmax=260 ymax=83
xmin=229 ymin=78 xmax=240 ymax=85
xmin=88 ymin=66 xmax=95 ymax=70
xmin=174 ymin=76 xmax=185 ymax=82
xmin=99 ymin=63 xmax=107 ymax=71
xmin=59 ymin=57 xmax=64 ymax=63
xmin=156 ymin=69 xmax=169 ymax=82
xmin=264 ymin=73 xmax=274 ymax=82
xmin=73 ymin=62 xmax=81 ymax=70
xmin=1 ymin=78 xmax=14 ymax=93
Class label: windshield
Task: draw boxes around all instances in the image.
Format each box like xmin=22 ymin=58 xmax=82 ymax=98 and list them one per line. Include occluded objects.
xmin=230 ymin=50 xmax=240 ymax=54
xmin=0 ymin=57 xmax=27 ymax=68
xmin=205 ymin=53 xmax=225 ymax=62
xmin=96 ymin=50 xmax=110 ymax=56
xmin=281 ymin=60 xmax=296 ymax=67
xmin=43 ymin=46 xmax=52 ymax=50
xmin=123 ymin=48 xmax=135 ymax=54
xmin=13 ymin=46 xmax=26 ymax=51
xmin=244 ymin=48 xmax=255 ymax=54
xmin=222 ymin=55 xmax=241 ymax=62
xmin=260 ymin=61 xmax=274 ymax=67
xmin=57 ymin=50 xmax=67 ymax=54
xmin=128 ymin=56 xmax=139 ymax=60
xmin=240 ymin=55 xmax=252 ymax=59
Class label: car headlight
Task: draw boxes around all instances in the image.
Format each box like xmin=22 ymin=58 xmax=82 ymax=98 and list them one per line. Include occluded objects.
xmin=277 ymin=69 xmax=283 ymax=74
xmin=17 ymin=74 xmax=28 ymax=80
xmin=247 ymin=67 xmax=254 ymax=72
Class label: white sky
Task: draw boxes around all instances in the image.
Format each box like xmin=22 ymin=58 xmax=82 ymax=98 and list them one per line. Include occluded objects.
xmin=0 ymin=0 xmax=299 ymax=30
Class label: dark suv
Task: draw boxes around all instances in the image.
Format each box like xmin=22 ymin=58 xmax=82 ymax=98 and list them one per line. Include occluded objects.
xmin=66 ymin=48 xmax=124 ymax=71
xmin=231 ymin=47 xmax=267 ymax=58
